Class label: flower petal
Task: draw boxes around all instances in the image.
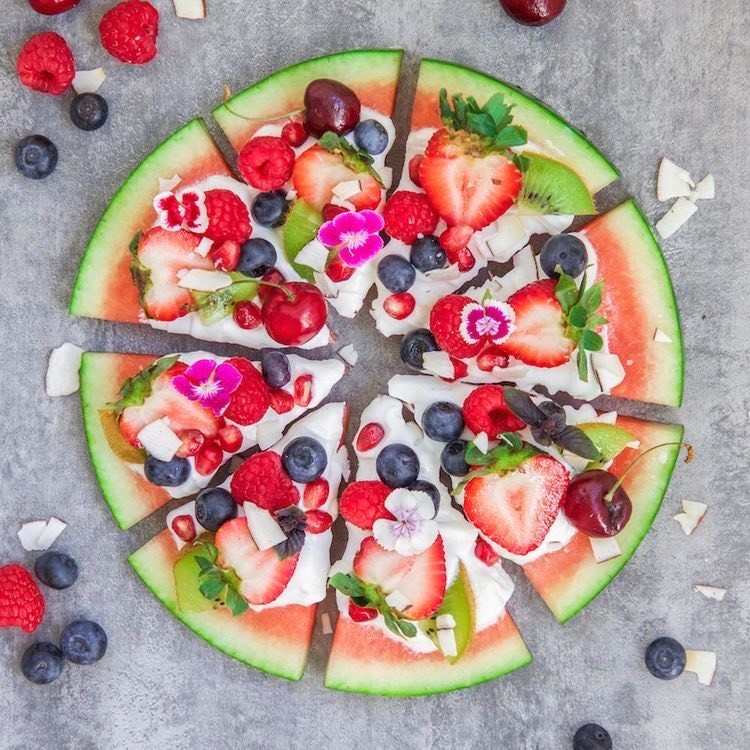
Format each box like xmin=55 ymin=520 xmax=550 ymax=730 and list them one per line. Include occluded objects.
xmin=405 ymin=520 xmax=439 ymax=554
xmin=317 ymin=220 xmax=342 ymax=248
xmin=372 ymin=518 xmax=399 ymax=551
xmin=214 ymin=362 xmax=243 ymax=396
xmin=184 ymin=358 xmax=217 ymax=384
xmin=171 ymin=374 xmax=194 ymax=400
xmin=484 ymin=301 xmax=516 ymax=344
xmin=334 ymin=210 xmax=367 ymax=235
xmin=410 ymin=490 xmax=438 ymax=521
xmin=459 ymin=303 xmax=486 ymax=344
xmin=361 ymin=209 xmax=385 ymax=234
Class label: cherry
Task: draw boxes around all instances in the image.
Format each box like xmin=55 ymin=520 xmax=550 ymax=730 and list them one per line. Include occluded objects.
xmin=260 ymin=281 xmax=327 ymax=346
xmin=499 ymin=0 xmax=566 ymax=26
xmin=304 ymin=79 xmax=361 ymax=138
xmin=563 ymin=470 xmax=632 ymax=537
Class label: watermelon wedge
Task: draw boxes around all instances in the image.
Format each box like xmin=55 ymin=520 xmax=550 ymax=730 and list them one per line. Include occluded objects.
xmin=79 ymin=351 xmax=345 ymax=529
xmin=523 ymin=417 xmax=684 ymax=623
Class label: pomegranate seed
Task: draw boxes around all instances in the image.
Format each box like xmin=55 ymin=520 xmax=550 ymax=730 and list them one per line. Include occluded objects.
xmin=348 ymin=601 xmax=378 ymax=622
xmin=474 ymin=537 xmax=500 ymax=566
xmin=477 ymin=346 xmax=510 ymax=372
xmin=446 ymin=356 xmax=468 ymax=382
xmin=383 ymin=292 xmax=416 ymax=320
xmin=322 ymin=203 xmax=349 ymax=221
xmin=195 ymin=440 xmax=223 ymax=476
xmin=305 ymin=509 xmax=333 ymax=534
xmin=171 ymin=514 xmax=196 ymax=542
xmin=356 ymin=422 xmax=385 ymax=452
xmin=218 ymin=424 xmax=243 ymax=453
xmin=408 ymin=154 xmax=424 ymax=187
xmin=326 ymin=254 xmax=355 ymax=282
xmin=457 ymin=246 xmax=476 ymax=272
xmin=269 ymin=387 xmax=294 ymax=414
xmin=258 ymin=268 xmax=286 ymax=302
xmin=293 ymin=374 xmax=313 ymax=406
xmin=281 ymin=120 xmax=307 ymax=147
xmin=233 ymin=300 xmax=262 ymax=329
xmin=175 ymin=429 xmax=205 ymax=458
xmin=303 ymin=478 xmax=330 ymax=509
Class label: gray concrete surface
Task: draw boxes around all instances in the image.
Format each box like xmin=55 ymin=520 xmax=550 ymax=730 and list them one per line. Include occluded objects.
xmin=1 ymin=0 xmax=748 ymax=748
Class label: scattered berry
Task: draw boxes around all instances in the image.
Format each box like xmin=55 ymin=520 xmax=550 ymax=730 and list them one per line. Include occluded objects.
xmin=305 ymin=510 xmax=334 ymax=534
xmin=377 ymin=254 xmax=416 ymax=293
xmin=203 ymin=189 xmax=251 ymax=243
xmin=230 ymin=451 xmax=299 ymax=510
xmin=223 ymin=357 xmax=270 ymax=425
xmin=399 ymin=328 xmax=439 ymax=371
xmin=356 ymin=422 xmax=385 ymax=452
xmin=303 ymin=478 xmax=330 ymax=510
xmin=408 ymin=154 xmax=424 ymax=187
xmin=60 ymin=619 xmax=108 ymax=665
xmin=281 ymin=120 xmax=307 ymax=148
xmin=268 ymin=387 xmax=294 ymax=414
xmin=0 ymin=564 xmax=45 ymax=632
xmin=210 ymin=240 xmax=241 ymax=272
xmin=422 ymin=401 xmax=465 ymax=442
xmin=474 ymin=538 xmax=500 ymax=566
xmin=237 ymin=238 xmax=277 ymax=277
xmin=645 ymin=636 xmax=687 ymax=680
xmin=572 ymin=723 xmax=613 ymax=750
xmin=383 ymin=292 xmax=416 ymax=320
xmin=441 ymin=439 xmax=470 ymax=476
xmin=99 ymin=0 xmax=159 ymax=65
xmin=16 ymin=32 xmax=75 ymax=95
xmin=326 ymin=253 xmax=355 ymax=282
xmin=251 ymin=190 xmax=290 ymax=227
xmin=462 ymin=385 xmax=526 ymax=438
xmin=29 ymin=0 xmax=81 ymax=14
xmin=70 ymin=93 xmax=109 ymax=131
xmin=34 ymin=552 xmax=78 ymax=590
xmin=195 ymin=440 xmax=223 ymax=476
xmin=170 ymin=514 xmax=196 ymax=542
xmin=383 ymin=191 xmax=439 ymax=244
xmin=195 ymin=487 xmax=237 ymax=531
xmin=21 ymin=642 xmax=64 ymax=684
xmin=218 ymin=424 xmax=243 ymax=452
xmin=282 ymin=436 xmax=327 ymax=483
xmin=448 ymin=356 xmax=468 ymax=382
xmin=376 ymin=443 xmax=420 ymax=488
xmin=293 ymin=373 xmax=313 ymax=407
xmin=348 ymin=601 xmax=378 ymax=622
xmin=410 ymin=235 xmax=446 ymax=272
xmin=14 ymin=135 xmax=58 ymax=179
xmin=232 ymin=300 xmax=262 ymax=329
xmin=353 ymin=119 xmax=389 ymax=155
xmin=303 ymin=78 xmax=361 ymax=137
xmin=407 ymin=480 xmax=440 ymax=516
xmin=261 ymin=351 xmax=291 ymax=388
xmin=499 ymin=0 xmax=566 ymax=26
xmin=144 ymin=455 xmax=190 ymax=486
xmin=439 ymin=224 xmax=474 ymax=256
xmin=540 ymin=234 xmax=588 ymax=278
xmin=238 ymin=136 xmax=295 ymax=191
xmin=339 ymin=481 xmax=393 ymax=529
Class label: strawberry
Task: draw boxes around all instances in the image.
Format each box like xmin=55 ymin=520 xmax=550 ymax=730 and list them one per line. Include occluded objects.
xmin=382 ymin=191 xmax=438 ymax=244
xmin=230 ymin=451 xmax=299 ymax=510
xmin=293 ymin=374 xmax=312 ymax=407
xmin=502 ymin=279 xmax=575 ymax=367
xmin=462 ymin=385 xmax=526 ymax=438
xmin=348 ymin=601 xmax=378 ymax=622
xmin=223 ymin=357 xmax=270 ymax=426
xmin=305 ymin=510 xmax=333 ymax=534
xmin=293 ymin=145 xmax=381 ymax=211
xmin=99 ymin=0 xmax=159 ymax=65
xmin=303 ymin=478 xmax=329 ymax=509
xmin=134 ymin=227 xmax=214 ymax=321
xmin=429 ymin=295 xmax=484 ymax=358
xmin=170 ymin=514 xmax=196 ymax=542
xmin=238 ymin=136 xmax=295 ymax=191
xmin=215 ymin=517 xmax=298 ymax=605
xmin=268 ymin=387 xmax=294 ymax=414
xmin=383 ymin=292 xmax=416 ymax=320
xmin=325 ymin=254 xmax=355 ymax=282
xmin=16 ymin=32 xmax=75 ymax=95
xmin=0 ymin=564 xmax=45 ymax=633
xmin=463 ymin=455 xmax=569 ymax=555
xmin=353 ymin=536 xmax=447 ymax=620
xmin=203 ymin=190 xmax=251 ymax=243
xmin=339 ymin=481 xmax=393 ymax=530
xmin=210 ymin=240 xmax=241 ymax=271
xmin=218 ymin=424 xmax=242 ymax=453
xmin=474 ymin=537 xmax=500 ymax=566
xmin=355 ymin=422 xmax=385 ymax=452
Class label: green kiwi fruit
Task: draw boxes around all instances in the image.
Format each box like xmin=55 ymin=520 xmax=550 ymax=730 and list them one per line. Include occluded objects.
xmin=283 ymin=199 xmax=323 ymax=283
xmin=515 ymin=152 xmax=596 ymax=215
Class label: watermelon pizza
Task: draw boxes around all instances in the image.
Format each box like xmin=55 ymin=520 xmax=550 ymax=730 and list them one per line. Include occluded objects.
xmin=68 ymin=50 xmax=687 ymax=694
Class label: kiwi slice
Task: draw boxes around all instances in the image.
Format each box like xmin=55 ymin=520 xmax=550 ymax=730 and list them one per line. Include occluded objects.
xmin=515 ymin=152 xmax=596 ymax=215
xmin=283 ymin=199 xmax=323 ymax=283
xmin=98 ymin=409 xmax=146 ymax=464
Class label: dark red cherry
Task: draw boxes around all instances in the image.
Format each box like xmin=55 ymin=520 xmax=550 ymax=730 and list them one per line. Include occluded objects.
xmin=303 ymin=79 xmax=361 ymax=138
xmin=260 ymin=281 xmax=328 ymax=346
xmin=562 ymin=470 xmax=632 ymax=537
xmin=499 ymin=0 xmax=566 ymax=26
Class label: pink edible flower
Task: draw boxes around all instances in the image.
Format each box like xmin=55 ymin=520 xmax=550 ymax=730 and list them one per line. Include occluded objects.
xmin=459 ymin=300 xmax=515 ymax=346
xmin=317 ymin=209 xmax=385 ymax=267
xmin=171 ymin=359 xmax=242 ymax=416
xmin=154 ymin=190 xmax=208 ymax=233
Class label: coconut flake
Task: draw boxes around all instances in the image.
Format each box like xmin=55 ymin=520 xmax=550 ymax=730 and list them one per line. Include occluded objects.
xmin=685 ymin=650 xmax=716 ymax=686
xmin=137 ymin=418 xmax=183 ymax=462
xmin=36 ymin=517 xmax=67 ymax=550
xmin=691 ymin=174 xmax=715 ymax=201
xmin=694 ymin=584 xmax=727 ymax=601
xmin=384 ymin=589 xmax=412 ymax=611
xmin=436 ymin=627 xmax=458 ymax=658
xmin=591 ymin=352 xmax=626 ymax=392
xmin=159 ymin=173 xmax=182 ymax=193
xmin=673 ymin=499 xmax=708 ymax=535
xmin=338 ymin=344 xmax=359 ymax=366
xmin=72 ymin=67 xmax=107 ymax=95
xmin=421 ymin=350 xmax=455 ymax=379
xmin=653 ymin=328 xmax=673 ymax=343
xmin=337 ymin=445 xmax=351 ymax=482
xmin=173 ymin=0 xmax=206 ymax=19
xmin=177 ymin=269 xmax=232 ymax=292
xmin=656 ymin=198 xmax=698 ymax=239
xmin=473 ymin=431 xmax=489 ymax=454
xmin=436 ymin=614 xmax=457 ymax=630
xmin=257 ymin=420 xmax=284 ymax=451
xmin=244 ymin=503 xmax=287 ymax=550
xmin=331 ymin=180 xmax=362 ymax=201
xmin=657 ymin=157 xmax=694 ymax=201
xmin=483 ymin=214 xmax=528 ymax=262
xmin=589 ymin=535 xmax=622 ymax=563
xmin=17 ymin=521 xmax=49 ymax=551
xmin=294 ymin=240 xmax=329 ymax=273
xmin=321 ymin=612 xmax=333 ymax=635
xmin=194 ymin=236 xmax=213 ymax=258
xmin=46 ymin=343 xmax=84 ymax=397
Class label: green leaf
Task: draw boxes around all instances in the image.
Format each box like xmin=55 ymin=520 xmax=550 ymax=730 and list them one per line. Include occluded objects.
xmin=128 ymin=231 xmax=152 ymax=313
xmin=439 ymin=89 xmax=452 ymax=125
xmin=396 ymin=619 xmax=417 ymax=638
xmin=110 ymin=354 xmax=179 ymax=417
xmin=283 ymin=199 xmax=323 ymax=283
xmin=382 ymin=610 xmax=402 ymax=638
xmin=587 ymin=313 xmax=609 ymax=328
xmin=580 ymin=281 xmax=604 ymax=313
xmin=318 ymin=132 xmax=385 ymax=188
xmin=199 ymin=577 xmax=225 ymax=600
xmin=194 ymin=556 xmax=214 ymax=573
xmin=191 ymin=275 xmax=258 ymax=325
xmin=498 ymin=432 xmax=523 ymax=452
xmin=483 ymin=93 xmax=512 ymax=128
xmin=555 ymin=425 xmax=602 ymax=461
xmin=554 ymin=271 xmax=579 ymax=313
xmin=568 ymin=304 xmax=588 ymax=328
xmin=581 ymin=329 xmax=604 ymax=352
xmin=329 ymin=572 xmax=366 ymax=599
xmin=577 ymin=347 xmax=589 ymax=382
xmin=466 ymin=111 xmax=497 ymax=138
xmin=224 ymin=587 xmax=249 ymax=616
xmin=464 ymin=443 xmax=495 ymax=466
xmin=492 ymin=125 xmax=528 ymax=149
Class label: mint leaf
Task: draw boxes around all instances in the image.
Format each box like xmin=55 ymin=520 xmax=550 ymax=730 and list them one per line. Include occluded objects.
xmin=224 ymin=587 xmax=249 ymax=616
xmin=383 ymin=610 xmax=401 ymax=638
xmin=330 ymin=572 xmax=366 ymax=599
xmin=577 ymin=348 xmax=589 ymax=382
xmin=580 ymin=281 xmax=604 ymax=313
xmin=587 ymin=313 xmax=609 ymax=328
xmin=568 ymin=304 xmax=588 ymax=328
xmin=581 ymin=329 xmax=604 ymax=352
xmin=396 ymin=619 xmax=417 ymax=638
xmin=194 ymin=556 xmax=214 ymax=573
xmin=110 ymin=354 xmax=179 ymax=417
xmin=318 ymin=132 xmax=385 ymax=188
xmin=554 ymin=271 xmax=578 ymax=312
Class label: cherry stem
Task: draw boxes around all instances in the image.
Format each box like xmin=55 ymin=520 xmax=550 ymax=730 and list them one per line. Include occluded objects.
xmin=604 ymin=441 xmax=693 ymax=503
xmin=256 ymin=280 xmax=295 ymax=302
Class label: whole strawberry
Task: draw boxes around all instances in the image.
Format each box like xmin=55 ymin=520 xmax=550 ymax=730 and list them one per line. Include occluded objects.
xmin=99 ymin=0 xmax=159 ymax=65
xmin=17 ymin=32 xmax=75 ymax=95
xmin=0 ymin=564 xmax=45 ymax=633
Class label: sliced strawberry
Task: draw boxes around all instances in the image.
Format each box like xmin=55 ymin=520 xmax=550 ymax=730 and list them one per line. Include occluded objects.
xmin=292 ymin=145 xmax=381 ymax=211
xmin=175 ymin=429 xmax=205 ymax=458
xmin=474 ymin=537 xmax=500 ymax=566
xmin=135 ymin=227 xmax=214 ymax=321
xmin=215 ymin=517 xmax=298 ymax=605
xmin=353 ymin=536 xmax=447 ymax=620
xmin=348 ymin=600 xmax=378 ymax=622
xmin=463 ymin=455 xmax=569 ymax=555
xmin=502 ymin=279 xmax=575 ymax=368
xmin=339 ymin=481 xmax=393 ymax=530
xmin=429 ymin=294 xmax=484 ymax=359
xmin=477 ymin=346 xmax=509 ymax=372
xmin=210 ymin=240 xmax=240 ymax=272
xmin=303 ymin=478 xmax=330 ymax=509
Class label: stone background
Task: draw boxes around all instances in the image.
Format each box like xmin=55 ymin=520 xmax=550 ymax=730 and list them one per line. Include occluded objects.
xmin=1 ymin=0 xmax=748 ymax=747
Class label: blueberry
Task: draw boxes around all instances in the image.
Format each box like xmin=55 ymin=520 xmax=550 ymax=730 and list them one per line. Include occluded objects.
xmin=282 ymin=437 xmax=328 ymax=483
xmin=21 ymin=642 xmax=64 ymax=684
xmin=251 ymin=190 xmax=290 ymax=227
xmin=353 ymin=118 xmax=389 ymax=155
xmin=60 ymin=620 xmax=107 ymax=665
xmin=237 ymin=238 xmax=277 ymax=277
xmin=70 ymin=93 xmax=108 ymax=131
xmin=376 ymin=444 xmax=420 ymax=488
xmin=408 ymin=480 xmax=440 ymax=517
xmin=400 ymin=329 xmax=439 ymax=371
xmin=441 ymin=439 xmax=470 ymax=476
xmin=540 ymin=234 xmax=588 ymax=278
xmin=34 ymin=551 xmax=78 ymax=590
xmin=410 ymin=235 xmax=446 ymax=273
xmin=645 ymin=636 xmax=686 ymax=680
xmin=144 ymin=455 xmax=190 ymax=486
xmin=14 ymin=135 xmax=58 ymax=179
xmin=377 ymin=255 xmax=416 ymax=293
xmin=261 ymin=351 xmax=291 ymax=388
xmin=422 ymin=401 xmax=465 ymax=442
xmin=573 ymin=723 xmax=613 ymax=750
xmin=195 ymin=488 xmax=237 ymax=532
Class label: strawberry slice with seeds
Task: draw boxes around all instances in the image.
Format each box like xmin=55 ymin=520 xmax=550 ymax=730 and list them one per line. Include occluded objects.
xmin=502 ymin=279 xmax=575 ymax=368
xmin=215 ymin=518 xmax=298 ymax=605
xmin=353 ymin=536 xmax=447 ymax=620
xmin=463 ymin=455 xmax=569 ymax=555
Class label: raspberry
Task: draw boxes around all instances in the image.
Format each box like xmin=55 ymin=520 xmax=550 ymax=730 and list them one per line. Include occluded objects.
xmin=0 ymin=564 xmax=45 ymax=633
xmin=408 ymin=154 xmax=424 ymax=187
xmin=230 ymin=451 xmax=300 ymax=511
xmin=268 ymin=387 xmax=294 ymax=414
xmin=462 ymin=385 xmax=526 ymax=439
xmin=281 ymin=121 xmax=307 ymax=148
xmin=383 ymin=191 xmax=439 ymax=244
xmin=429 ymin=295 xmax=484 ymax=359
xmin=203 ymin=190 xmax=251 ymax=243
xmin=303 ymin=478 xmax=330 ymax=509
xmin=325 ymin=254 xmax=355 ymax=283
xmin=339 ymin=481 xmax=393 ymax=530
xmin=383 ymin=292 xmax=416 ymax=320
xmin=99 ymin=0 xmax=159 ymax=65
xmin=232 ymin=300 xmax=262 ymax=330
xmin=474 ymin=538 xmax=500 ymax=566
xmin=17 ymin=32 xmax=75 ymax=95
xmin=223 ymin=357 xmax=270 ymax=425
xmin=293 ymin=374 xmax=313 ymax=407
xmin=348 ymin=601 xmax=378 ymax=622
xmin=305 ymin=510 xmax=333 ymax=534
xmin=355 ymin=422 xmax=385 ymax=452
xmin=238 ymin=136 xmax=295 ymax=191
